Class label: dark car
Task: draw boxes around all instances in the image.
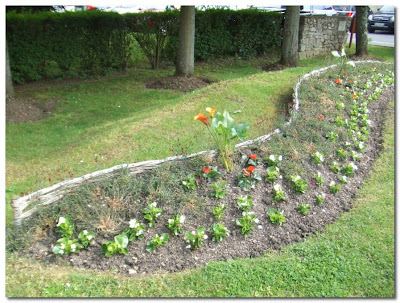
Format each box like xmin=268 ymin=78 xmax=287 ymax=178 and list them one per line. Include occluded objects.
xmin=367 ymin=5 xmax=395 ymax=33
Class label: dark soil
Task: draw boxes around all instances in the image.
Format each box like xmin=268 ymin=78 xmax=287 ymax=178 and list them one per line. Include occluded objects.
xmin=23 ymin=86 xmax=394 ymax=277
xmin=6 ymin=97 xmax=59 ymax=124
xmin=262 ymin=61 xmax=286 ymax=72
xmin=145 ymin=76 xmax=215 ymax=93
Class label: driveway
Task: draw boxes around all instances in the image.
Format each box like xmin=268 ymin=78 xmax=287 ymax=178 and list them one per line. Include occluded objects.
xmin=348 ymin=31 xmax=394 ymax=47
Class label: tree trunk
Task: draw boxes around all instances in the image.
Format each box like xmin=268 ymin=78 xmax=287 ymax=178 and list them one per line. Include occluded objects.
xmin=175 ymin=6 xmax=195 ymax=77
xmin=280 ymin=6 xmax=300 ymax=67
xmin=356 ymin=6 xmax=369 ymax=57
xmin=6 ymin=43 xmax=14 ymax=101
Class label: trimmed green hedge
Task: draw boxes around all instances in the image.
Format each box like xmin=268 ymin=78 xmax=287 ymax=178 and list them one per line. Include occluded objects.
xmin=6 ymin=9 xmax=283 ymax=83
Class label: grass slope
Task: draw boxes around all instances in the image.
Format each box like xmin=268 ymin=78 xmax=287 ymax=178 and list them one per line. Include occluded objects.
xmin=6 ymin=93 xmax=394 ymax=298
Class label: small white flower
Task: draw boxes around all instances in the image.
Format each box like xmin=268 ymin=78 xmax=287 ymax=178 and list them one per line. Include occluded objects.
xmin=276 ymin=167 xmax=280 ymax=172
xmin=59 ymin=249 xmax=64 ymax=255
xmin=168 ymin=219 xmax=174 ymax=224
xmin=192 ymin=231 xmax=196 ymax=235
xmin=87 ymin=235 xmax=93 ymax=241
xmin=186 ymin=245 xmax=191 ymax=249
xmin=136 ymin=229 xmax=144 ymax=236
xmin=273 ymin=184 xmax=281 ymax=191
xmin=269 ymin=155 xmax=276 ymax=161
xmin=332 ymin=50 xmax=340 ymax=58
xmin=254 ymin=218 xmax=260 ymax=224
xmin=60 ymin=243 xmax=66 ymax=249
xmin=71 ymin=244 xmax=76 ymax=252
xmin=342 ymin=176 xmax=348 ymax=182
xmin=203 ymin=235 xmax=208 ymax=240
xmin=258 ymin=225 xmax=263 ymax=229
xmin=180 ymin=216 xmax=185 ymax=223
xmin=247 ymin=211 xmax=255 ymax=215
xmin=330 ymin=181 xmax=336 ymax=186
xmin=66 ymin=283 xmax=70 ymax=287
xmin=341 ymin=47 xmax=346 ymax=57
xmin=151 ymin=202 xmax=157 ymax=208
xmin=182 ymin=181 xmax=187 ymax=185
xmin=156 ymin=213 xmax=161 ymax=217
xmin=279 ymin=175 xmax=283 ymax=179
xmin=321 ymin=192 xmax=326 ymax=198
xmin=129 ymin=219 xmax=138 ymax=228
xmin=293 ymin=175 xmax=301 ymax=182
xmin=242 ymin=211 xmax=247 ymax=216
xmin=83 ymin=230 xmax=88 ymax=235
xmin=57 ymin=217 xmax=66 ymax=226
xmin=278 ymin=155 xmax=282 ymax=161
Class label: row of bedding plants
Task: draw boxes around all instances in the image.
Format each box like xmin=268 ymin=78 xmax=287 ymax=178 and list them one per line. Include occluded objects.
xmin=11 ymin=58 xmax=393 ymax=274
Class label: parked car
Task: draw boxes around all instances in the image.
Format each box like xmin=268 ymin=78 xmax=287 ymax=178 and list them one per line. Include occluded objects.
xmin=279 ymin=5 xmax=337 ymax=16
xmin=333 ymin=5 xmax=356 ymax=17
xmin=367 ymin=5 xmax=395 ymax=33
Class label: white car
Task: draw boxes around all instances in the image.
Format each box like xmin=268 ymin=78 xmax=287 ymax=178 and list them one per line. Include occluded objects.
xmin=300 ymin=5 xmax=337 ymax=16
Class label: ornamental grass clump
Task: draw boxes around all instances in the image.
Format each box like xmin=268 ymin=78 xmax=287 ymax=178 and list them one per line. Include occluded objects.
xmin=194 ymin=108 xmax=249 ymax=172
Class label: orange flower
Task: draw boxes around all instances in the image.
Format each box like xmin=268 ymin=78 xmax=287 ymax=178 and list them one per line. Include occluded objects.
xmin=353 ymin=94 xmax=358 ymax=99
xmin=250 ymin=154 xmax=257 ymax=160
xmin=206 ymin=107 xmax=216 ymax=118
xmin=334 ymin=79 xmax=342 ymax=84
xmin=194 ymin=113 xmax=209 ymax=125
xmin=247 ymin=166 xmax=255 ymax=173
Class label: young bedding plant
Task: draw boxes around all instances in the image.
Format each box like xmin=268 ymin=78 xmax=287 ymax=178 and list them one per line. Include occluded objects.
xmin=212 ymin=204 xmax=227 ymax=221
xmin=146 ymin=233 xmax=169 ymax=252
xmin=237 ymin=195 xmax=253 ymax=212
xmin=201 ymin=166 xmax=222 ymax=182
xmin=166 ymin=214 xmax=185 ymax=236
xmin=296 ymin=203 xmax=311 ymax=216
xmin=181 ymin=174 xmax=198 ymax=191
xmin=194 ymin=107 xmax=249 ymax=172
xmin=267 ymin=208 xmax=286 ymax=226
xmin=210 ymin=180 xmax=228 ymax=199
xmin=238 ymin=165 xmax=262 ymax=191
xmin=210 ymin=223 xmax=230 ymax=242
xmin=185 ymin=226 xmax=208 ymax=249
xmin=142 ymin=202 xmax=163 ymax=227
xmin=315 ymin=193 xmax=326 ymax=205
xmin=122 ymin=219 xmax=146 ymax=242
xmin=236 ymin=211 xmax=259 ymax=237
xmin=290 ymin=175 xmax=308 ymax=194
xmin=314 ymin=171 xmax=324 ymax=186
xmin=101 ymin=234 xmax=129 ymax=257
xmin=266 ymin=166 xmax=281 ymax=182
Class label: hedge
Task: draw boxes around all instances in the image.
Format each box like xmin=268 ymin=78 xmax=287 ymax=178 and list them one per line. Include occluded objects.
xmin=6 ymin=9 xmax=283 ymax=83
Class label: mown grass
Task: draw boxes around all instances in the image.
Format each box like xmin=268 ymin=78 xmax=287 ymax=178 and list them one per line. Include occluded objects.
xmin=6 ymin=96 xmax=394 ymax=298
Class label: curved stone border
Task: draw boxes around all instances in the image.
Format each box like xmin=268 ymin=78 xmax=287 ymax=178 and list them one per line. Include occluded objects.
xmin=11 ymin=60 xmax=385 ymax=225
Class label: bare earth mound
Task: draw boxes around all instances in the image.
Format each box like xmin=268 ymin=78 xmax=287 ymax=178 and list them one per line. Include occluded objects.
xmin=145 ymin=76 xmax=214 ymax=93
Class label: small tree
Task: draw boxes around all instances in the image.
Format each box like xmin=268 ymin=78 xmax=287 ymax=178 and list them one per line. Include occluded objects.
xmin=280 ymin=6 xmax=300 ymax=67
xmin=175 ymin=6 xmax=195 ymax=77
xmin=356 ymin=6 xmax=369 ymax=57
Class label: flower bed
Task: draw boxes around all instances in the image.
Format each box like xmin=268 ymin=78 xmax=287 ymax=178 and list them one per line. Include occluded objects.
xmin=13 ymin=61 xmax=394 ymax=276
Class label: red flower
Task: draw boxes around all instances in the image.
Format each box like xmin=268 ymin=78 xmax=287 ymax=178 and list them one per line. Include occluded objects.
xmin=194 ymin=113 xmax=209 ymax=125
xmin=202 ymin=167 xmax=211 ymax=173
xmin=250 ymin=154 xmax=257 ymax=160
xmin=312 ymin=182 xmax=316 ymax=187
xmin=247 ymin=166 xmax=255 ymax=173
xmin=334 ymin=79 xmax=342 ymax=84
xmin=343 ymin=72 xmax=347 ymax=76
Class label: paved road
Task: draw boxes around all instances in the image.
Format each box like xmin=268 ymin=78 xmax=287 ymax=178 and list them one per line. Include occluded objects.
xmin=348 ymin=31 xmax=395 ymax=47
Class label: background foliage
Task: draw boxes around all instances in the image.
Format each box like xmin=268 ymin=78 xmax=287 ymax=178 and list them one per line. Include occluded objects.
xmin=6 ymin=9 xmax=283 ymax=83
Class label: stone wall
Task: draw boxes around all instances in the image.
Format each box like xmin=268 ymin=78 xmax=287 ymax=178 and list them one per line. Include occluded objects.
xmin=298 ymin=16 xmax=351 ymax=59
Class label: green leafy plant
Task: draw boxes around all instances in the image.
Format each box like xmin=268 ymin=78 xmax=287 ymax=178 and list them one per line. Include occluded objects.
xmin=265 ymin=166 xmax=280 ymax=182
xmin=166 ymin=214 xmax=185 ymax=236
xmin=330 ymin=181 xmax=341 ymax=194
xmin=236 ymin=211 xmax=259 ymax=237
xmin=212 ymin=204 xmax=227 ymax=221
xmin=210 ymin=180 xmax=228 ymax=199
xmin=311 ymin=151 xmax=324 ymax=164
xmin=122 ymin=219 xmax=146 ymax=242
xmin=267 ymin=208 xmax=286 ymax=226
xmin=290 ymin=175 xmax=308 ymax=194
xmin=315 ymin=193 xmax=326 ymax=205
xmin=336 ymin=148 xmax=348 ymax=161
xmin=356 ymin=142 xmax=366 ymax=152
xmin=142 ymin=202 xmax=163 ymax=227
xmin=339 ymin=175 xmax=349 ymax=184
xmin=201 ymin=166 xmax=222 ymax=182
xmin=296 ymin=203 xmax=311 ymax=216
xmin=146 ymin=233 xmax=169 ymax=252
xmin=342 ymin=162 xmax=358 ymax=177
xmin=78 ymin=230 xmax=95 ymax=248
xmin=264 ymin=154 xmax=282 ymax=167
xmin=185 ymin=226 xmax=208 ymax=249
xmin=210 ymin=223 xmax=230 ymax=242
xmin=237 ymin=195 xmax=253 ymax=212
xmin=334 ymin=116 xmax=346 ymax=127
xmin=55 ymin=216 xmax=74 ymax=238
xmin=181 ymin=174 xmax=198 ymax=191
xmin=194 ymin=108 xmax=249 ymax=171
xmin=272 ymin=183 xmax=286 ymax=202
xmin=326 ymin=132 xmax=338 ymax=142
xmin=52 ymin=237 xmax=83 ymax=256
xmin=329 ymin=161 xmax=341 ymax=174
xmin=314 ymin=171 xmax=324 ymax=186
xmin=101 ymin=234 xmax=129 ymax=257
xmin=350 ymin=150 xmax=361 ymax=161
xmin=242 ymin=154 xmax=260 ymax=167
xmin=336 ymin=101 xmax=345 ymax=110
xmin=238 ymin=166 xmax=262 ymax=191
